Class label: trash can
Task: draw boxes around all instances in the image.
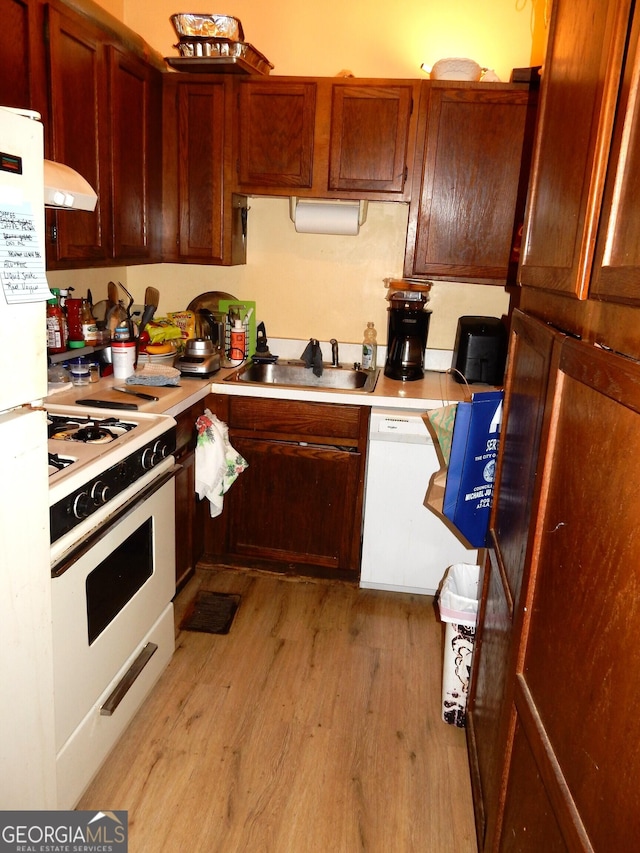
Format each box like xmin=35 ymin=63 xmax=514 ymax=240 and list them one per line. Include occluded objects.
xmin=438 ymin=563 xmax=480 ymax=727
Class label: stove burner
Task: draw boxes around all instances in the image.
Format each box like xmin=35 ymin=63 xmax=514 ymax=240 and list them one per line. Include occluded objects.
xmin=73 ymin=425 xmax=117 ymax=444
xmin=48 ymin=414 xmax=137 ymax=444
xmin=48 ymin=452 xmax=76 ymax=473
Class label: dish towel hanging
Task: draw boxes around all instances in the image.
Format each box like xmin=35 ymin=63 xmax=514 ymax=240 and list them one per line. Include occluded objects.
xmin=195 ymin=409 xmax=248 ymax=517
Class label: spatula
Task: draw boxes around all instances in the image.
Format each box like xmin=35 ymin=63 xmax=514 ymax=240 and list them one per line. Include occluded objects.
xmin=139 ymin=286 xmax=160 ymax=333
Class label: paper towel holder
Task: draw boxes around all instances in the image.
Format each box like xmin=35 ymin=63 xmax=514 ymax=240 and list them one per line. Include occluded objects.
xmin=288 ymin=197 xmax=369 ymax=229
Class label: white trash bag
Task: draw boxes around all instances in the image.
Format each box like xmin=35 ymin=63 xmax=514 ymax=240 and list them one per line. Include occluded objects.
xmin=438 ymin=563 xmax=480 ymax=727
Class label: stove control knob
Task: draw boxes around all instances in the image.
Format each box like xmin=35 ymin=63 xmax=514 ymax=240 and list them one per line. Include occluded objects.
xmin=141 ymin=447 xmax=157 ymax=470
xmin=154 ymin=439 xmax=170 ymax=459
xmin=73 ymin=491 xmax=92 ymax=519
xmin=91 ymin=480 xmax=111 ymax=505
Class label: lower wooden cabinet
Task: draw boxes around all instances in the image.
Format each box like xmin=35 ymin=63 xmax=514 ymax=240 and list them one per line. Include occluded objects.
xmin=203 ymin=395 xmax=369 ymax=580
xmin=470 ymin=311 xmax=640 ymax=849
xmin=173 ymin=396 xmax=209 ymax=589
xmin=467 ymin=311 xmax=562 ymax=846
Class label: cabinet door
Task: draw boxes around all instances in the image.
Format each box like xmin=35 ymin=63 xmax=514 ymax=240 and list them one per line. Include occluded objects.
xmin=46 ymin=3 xmax=110 ymax=265
xmin=502 ymin=338 xmax=640 ymax=849
xmin=177 ymin=81 xmax=226 ymax=262
xmin=590 ymin=3 xmax=640 ymax=305
xmin=109 ymin=47 xmax=162 ymax=262
xmin=405 ymin=85 xmax=532 ymax=284
xmin=237 ymin=80 xmax=316 ymax=189
xmin=467 ymin=311 xmax=562 ymax=847
xmin=224 ymin=437 xmax=363 ymax=575
xmin=174 ymin=398 xmax=207 ymax=589
xmin=0 ymin=0 xmax=45 ymax=112
xmin=328 ymin=83 xmax=415 ymax=196
xmin=162 ymin=77 xmax=247 ymax=266
xmin=175 ymin=450 xmax=196 ymax=589
xmin=518 ymin=0 xmax=632 ymax=298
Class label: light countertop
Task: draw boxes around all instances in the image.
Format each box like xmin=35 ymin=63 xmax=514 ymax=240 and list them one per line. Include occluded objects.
xmin=44 ymin=373 xmax=213 ymax=417
xmin=44 ymin=364 xmax=486 ymax=417
xmin=211 ymin=365 xmax=481 ymax=410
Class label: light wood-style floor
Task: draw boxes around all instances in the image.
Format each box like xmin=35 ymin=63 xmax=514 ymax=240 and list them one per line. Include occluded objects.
xmin=79 ymin=568 xmax=478 ymax=852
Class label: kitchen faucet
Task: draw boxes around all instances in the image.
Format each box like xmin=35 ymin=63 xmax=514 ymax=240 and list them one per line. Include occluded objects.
xmin=330 ymin=338 xmax=340 ymax=367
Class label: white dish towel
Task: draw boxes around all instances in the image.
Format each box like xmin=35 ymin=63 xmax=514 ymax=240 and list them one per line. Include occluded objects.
xmin=195 ymin=409 xmax=248 ymax=517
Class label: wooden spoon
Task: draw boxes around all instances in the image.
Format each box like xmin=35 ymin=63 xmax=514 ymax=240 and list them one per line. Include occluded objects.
xmin=144 ymin=287 xmax=159 ymax=311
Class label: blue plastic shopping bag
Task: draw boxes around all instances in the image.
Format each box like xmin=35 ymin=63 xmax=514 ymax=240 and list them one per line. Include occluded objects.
xmin=443 ymin=390 xmax=503 ymax=547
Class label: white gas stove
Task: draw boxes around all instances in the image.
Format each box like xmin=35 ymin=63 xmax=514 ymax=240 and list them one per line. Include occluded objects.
xmin=47 ymin=404 xmax=176 ymax=569
xmin=46 ymin=403 xmax=178 ymax=808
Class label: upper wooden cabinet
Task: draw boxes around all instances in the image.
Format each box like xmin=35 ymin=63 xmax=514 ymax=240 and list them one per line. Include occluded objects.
xmin=235 ymin=76 xmax=420 ymax=202
xmin=46 ymin=3 xmax=111 ymax=266
xmin=405 ymin=82 xmax=535 ymax=284
xmin=44 ymin=0 xmax=164 ymax=269
xmin=590 ymin=4 xmax=640 ymax=306
xmin=237 ymin=80 xmax=316 ymax=189
xmin=519 ymin=0 xmax=640 ymax=359
xmin=162 ymin=75 xmax=247 ymax=265
xmin=0 ymin=0 xmax=47 ymax=113
xmin=109 ymin=46 xmax=162 ymax=263
xmin=328 ymin=83 xmax=415 ymax=194
xmin=519 ymin=0 xmax=633 ymax=299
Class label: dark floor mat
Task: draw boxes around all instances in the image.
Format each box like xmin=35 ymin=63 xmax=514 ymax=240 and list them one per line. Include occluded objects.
xmin=180 ymin=591 xmax=241 ymax=635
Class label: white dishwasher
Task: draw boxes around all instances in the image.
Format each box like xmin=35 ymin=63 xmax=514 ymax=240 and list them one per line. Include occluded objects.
xmin=360 ymin=408 xmax=476 ymax=595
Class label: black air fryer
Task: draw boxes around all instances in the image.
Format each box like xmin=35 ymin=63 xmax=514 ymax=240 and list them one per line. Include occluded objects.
xmin=452 ymin=316 xmax=507 ymax=385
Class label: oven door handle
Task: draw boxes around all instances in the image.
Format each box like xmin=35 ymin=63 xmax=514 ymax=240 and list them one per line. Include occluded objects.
xmin=100 ymin=641 xmax=158 ymax=717
xmin=52 ymin=463 xmax=181 ymax=578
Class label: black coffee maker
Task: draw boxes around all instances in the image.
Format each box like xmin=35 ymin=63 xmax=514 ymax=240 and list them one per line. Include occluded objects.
xmin=384 ymin=292 xmax=432 ymax=381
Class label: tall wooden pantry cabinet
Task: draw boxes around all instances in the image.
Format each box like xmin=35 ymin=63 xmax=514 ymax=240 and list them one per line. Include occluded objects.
xmin=467 ymin=0 xmax=640 ymax=849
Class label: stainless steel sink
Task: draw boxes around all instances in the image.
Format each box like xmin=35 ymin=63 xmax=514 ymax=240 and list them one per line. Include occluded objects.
xmin=223 ymin=360 xmax=379 ymax=393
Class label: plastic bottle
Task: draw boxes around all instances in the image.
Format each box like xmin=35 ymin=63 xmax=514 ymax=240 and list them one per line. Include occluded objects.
xmin=229 ymin=318 xmax=246 ymax=366
xmin=81 ymin=298 xmax=99 ymax=346
xmin=46 ymin=289 xmax=66 ymax=354
xmin=362 ymin=321 xmax=377 ymax=371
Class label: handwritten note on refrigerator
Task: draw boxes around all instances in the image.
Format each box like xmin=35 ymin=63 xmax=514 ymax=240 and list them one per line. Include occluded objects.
xmin=0 ymin=202 xmax=50 ymax=304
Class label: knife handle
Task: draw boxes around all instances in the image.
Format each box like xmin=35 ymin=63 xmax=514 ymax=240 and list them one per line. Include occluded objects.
xmin=76 ymin=399 xmax=138 ymax=410
xmin=114 ymin=387 xmax=159 ymax=401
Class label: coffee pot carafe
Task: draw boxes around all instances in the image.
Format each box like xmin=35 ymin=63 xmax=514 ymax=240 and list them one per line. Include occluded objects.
xmin=384 ymin=293 xmax=431 ymax=381
xmin=194 ymin=308 xmax=225 ymax=354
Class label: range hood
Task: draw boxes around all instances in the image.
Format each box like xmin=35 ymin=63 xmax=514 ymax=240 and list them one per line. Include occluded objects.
xmin=44 ymin=159 xmax=97 ymax=212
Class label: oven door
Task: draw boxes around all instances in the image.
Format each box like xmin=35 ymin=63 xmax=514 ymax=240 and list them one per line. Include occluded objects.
xmin=52 ymin=461 xmax=177 ymax=806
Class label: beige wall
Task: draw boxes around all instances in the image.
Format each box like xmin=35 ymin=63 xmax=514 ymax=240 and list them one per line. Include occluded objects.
xmin=123 ymin=0 xmax=539 ymax=83
xmin=72 ymin=0 xmax=542 ymax=349
xmin=92 ymin=0 xmax=123 ymax=21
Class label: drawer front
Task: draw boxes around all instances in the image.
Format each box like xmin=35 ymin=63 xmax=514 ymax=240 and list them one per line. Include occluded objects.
xmin=228 ymin=396 xmax=364 ymax=441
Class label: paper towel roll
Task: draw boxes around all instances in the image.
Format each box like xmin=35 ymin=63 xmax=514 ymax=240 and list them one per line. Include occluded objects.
xmin=294 ymin=201 xmax=361 ymax=235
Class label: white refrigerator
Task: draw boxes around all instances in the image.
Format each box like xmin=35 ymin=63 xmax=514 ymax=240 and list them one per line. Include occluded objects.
xmin=0 ymin=106 xmax=57 ymax=808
